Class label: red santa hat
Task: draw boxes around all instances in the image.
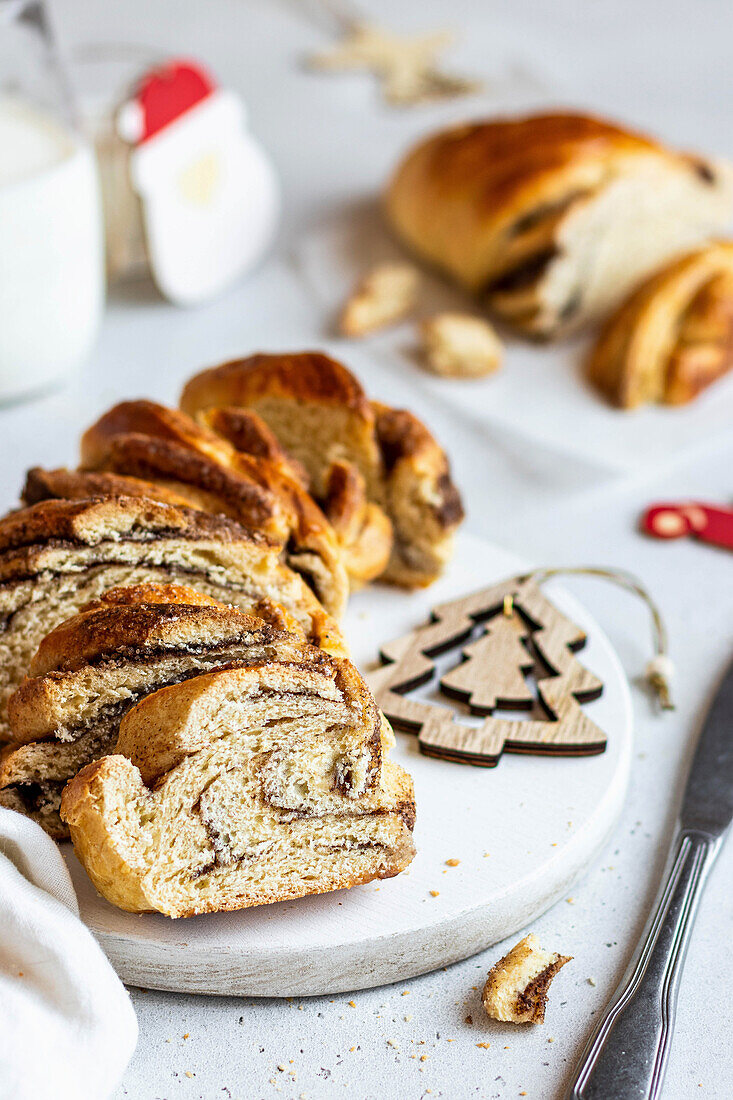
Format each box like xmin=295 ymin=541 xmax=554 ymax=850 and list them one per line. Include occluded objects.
xmin=118 ymin=60 xmax=216 ymax=145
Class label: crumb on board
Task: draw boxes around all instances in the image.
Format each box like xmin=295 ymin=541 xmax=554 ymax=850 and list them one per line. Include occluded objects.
xmin=430 ymin=890 xmax=440 ymax=897
xmin=445 ymin=858 xmax=461 ymax=867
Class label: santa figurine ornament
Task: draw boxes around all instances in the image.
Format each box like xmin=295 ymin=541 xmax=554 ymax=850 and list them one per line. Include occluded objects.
xmin=116 ymin=60 xmax=279 ymax=306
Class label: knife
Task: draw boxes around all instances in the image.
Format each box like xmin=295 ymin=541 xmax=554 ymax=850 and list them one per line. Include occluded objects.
xmin=566 ymin=657 xmax=733 ymax=1100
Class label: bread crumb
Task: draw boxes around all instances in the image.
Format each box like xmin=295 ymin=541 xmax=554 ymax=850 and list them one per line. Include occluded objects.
xmin=340 ymin=262 xmax=419 ymax=336
xmin=185 ymin=1071 xmax=194 ymax=1078
xmin=548 ymin=1036 xmax=555 ymax=1043
xmin=277 ymin=1065 xmax=286 ymax=1072
xmin=348 ymin=1000 xmax=356 ymax=1007
xmin=420 ymin=312 xmax=502 ymax=378
xmin=401 ymin=990 xmax=410 ymax=996
xmin=465 ymin=1015 xmax=472 ymax=1025
xmin=430 ymin=890 xmax=440 ymax=897
xmin=588 ymin=977 xmax=596 ymax=986
xmin=183 ymin=1033 xmax=190 ymax=1039
xmin=476 ymin=1042 xmax=491 ymax=1049
xmin=404 ymin=1014 xmax=412 ymax=1021
xmin=566 ymin=897 xmax=575 ymax=904
xmin=482 ymin=934 xmax=572 ymax=1024
xmin=445 ymin=858 xmax=460 ymax=867
xmin=420 ymin=1054 xmax=428 ymax=1062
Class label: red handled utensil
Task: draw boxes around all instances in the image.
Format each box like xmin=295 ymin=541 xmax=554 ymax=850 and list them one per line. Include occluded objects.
xmin=641 ymin=502 xmax=733 ymax=551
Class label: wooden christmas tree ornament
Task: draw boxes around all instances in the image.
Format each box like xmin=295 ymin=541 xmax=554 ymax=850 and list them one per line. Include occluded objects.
xmin=369 ymin=576 xmax=607 ymax=767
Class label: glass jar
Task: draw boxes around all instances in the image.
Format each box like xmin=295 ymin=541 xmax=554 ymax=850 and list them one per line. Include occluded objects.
xmin=0 ymin=0 xmax=104 ymax=404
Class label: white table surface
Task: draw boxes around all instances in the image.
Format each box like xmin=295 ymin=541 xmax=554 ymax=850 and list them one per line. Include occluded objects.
xmin=7 ymin=1 xmax=733 ymax=1096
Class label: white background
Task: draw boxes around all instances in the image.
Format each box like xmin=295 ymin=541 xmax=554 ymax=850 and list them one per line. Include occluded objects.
xmin=6 ymin=1 xmax=732 ymax=1096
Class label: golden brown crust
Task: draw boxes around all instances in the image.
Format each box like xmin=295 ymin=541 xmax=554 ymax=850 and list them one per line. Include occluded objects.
xmin=24 ymin=603 xmax=280 ymax=680
xmin=587 ymin=240 xmax=733 ymax=407
xmin=322 ymin=461 xmax=393 ymax=585
xmin=80 ymin=399 xmax=234 ymax=470
xmin=0 ymin=497 xmax=346 ymax=656
xmin=386 ymin=111 xmax=733 ymax=337
xmin=181 ymin=351 xmax=374 ymax=423
xmin=196 ymin=406 xmax=309 ymax=486
xmin=96 ymin=433 xmax=287 ymax=537
xmin=81 ymin=582 xmax=227 ymax=611
xmin=22 ymin=467 xmax=195 ymax=509
xmin=79 ymin=401 xmax=349 ymax=619
xmin=372 ymin=403 xmax=465 ymax=531
xmin=181 ymin=353 xmax=463 ymax=588
xmin=0 ymin=495 xmax=257 ymax=554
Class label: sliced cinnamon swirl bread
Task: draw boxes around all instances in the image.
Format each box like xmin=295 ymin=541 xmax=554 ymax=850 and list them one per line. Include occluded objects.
xmin=0 ymin=584 xmax=322 ymax=838
xmin=181 ymin=351 xmax=464 ymax=587
xmin=75 ymin=399 xmax=348 ymax=618
xmin=0 ymin=496 xmax=346 ymax=743
xmin=61 ymin=639 xmax=416 ymax=916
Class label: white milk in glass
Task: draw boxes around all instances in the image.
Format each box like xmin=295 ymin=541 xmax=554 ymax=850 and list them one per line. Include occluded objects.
xmin=0 ymin=97 xmax=104 ymax=402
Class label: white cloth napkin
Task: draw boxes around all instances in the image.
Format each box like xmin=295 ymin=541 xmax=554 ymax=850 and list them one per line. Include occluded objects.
xmin=0 ymin=808 xmax=137 ymax=1100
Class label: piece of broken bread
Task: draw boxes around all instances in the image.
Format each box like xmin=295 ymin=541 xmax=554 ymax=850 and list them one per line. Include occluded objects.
xmin=61 ymin=632 xmax=416 ymax=916
xmin=482 ymin=934 xmax=571 ymax=1024
xmin=339 ymin=261 xmax=420 ymax=337
xmin=419 ymin=312 xmax=503 ymax=377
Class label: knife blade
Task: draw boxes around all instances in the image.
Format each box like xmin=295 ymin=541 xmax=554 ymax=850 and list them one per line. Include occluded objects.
xmin=679 ymin=656 xmax=733 ymax=836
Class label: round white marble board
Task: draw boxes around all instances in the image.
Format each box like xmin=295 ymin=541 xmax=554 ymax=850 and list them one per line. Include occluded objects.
xmin=65 ymin=533 xmax=632 ymax=996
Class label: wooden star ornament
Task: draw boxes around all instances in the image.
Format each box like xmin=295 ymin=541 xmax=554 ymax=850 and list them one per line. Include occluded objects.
xmin=308 ymin=22 xmax=481 ymax=106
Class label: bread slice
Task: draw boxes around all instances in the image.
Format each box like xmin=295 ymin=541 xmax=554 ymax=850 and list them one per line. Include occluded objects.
xmin=77 ymin=399 xmax=348 ymax=618
xmin=61 ymin=648 xmax=416 ymax=916
xmin=587 ymin=240 xmax=733 ymax=407
xmin=180 ymin=351 xmax=464 ymax=587
xmin=0 ymin=497 xmax=346 ymax=744
xmin=0 ymin=583 xmax=318 ymax=838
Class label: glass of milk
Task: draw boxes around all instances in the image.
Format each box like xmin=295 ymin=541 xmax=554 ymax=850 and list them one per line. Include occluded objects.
xmin=0 ymin=0 xmax=104 ymax=404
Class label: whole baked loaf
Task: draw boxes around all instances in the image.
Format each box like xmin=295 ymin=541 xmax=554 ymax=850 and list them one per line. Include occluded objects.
xmin=0 ymin=496 xmax=346 ymax=744
xmin=181 ymin=351 xmax=464 ymax=587
xmin=60 ymin=630 xmax=416 ymax=916
xmin=0 ymin=584 xmax=312 ymax=837
xmin=386 ymin=111 xmax=733 ymax=338
xmin=587 ymin=240 xmax=733 ymax=407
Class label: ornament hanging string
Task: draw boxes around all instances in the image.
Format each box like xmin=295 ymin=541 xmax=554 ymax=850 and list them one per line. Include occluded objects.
xmin=508 ymin=566 xmax=674 ymax=711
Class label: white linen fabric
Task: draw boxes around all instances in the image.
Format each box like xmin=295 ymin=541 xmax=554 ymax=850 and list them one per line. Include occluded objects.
xmin=0 ymin=808 xmax=137 ymax=1100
